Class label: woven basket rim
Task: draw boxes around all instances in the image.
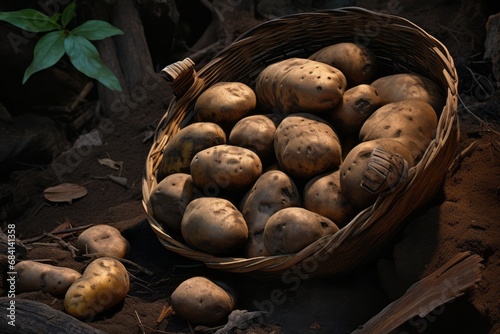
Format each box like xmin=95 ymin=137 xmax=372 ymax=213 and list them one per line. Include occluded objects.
xmin=142 ymin=6 xmax=460 ymax=278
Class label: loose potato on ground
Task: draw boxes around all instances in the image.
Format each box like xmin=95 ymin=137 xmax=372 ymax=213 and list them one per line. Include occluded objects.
xmin=194 ymin=82 xmax=256 ymax=125
xmin=77 ymin=224 xmax=129 ymax=259
xmin=190 ymin=144 xmax=262 ymax=197
xmin=148 ymin=173 xmax=199 ymax=235
xmin=64 ymin=257 xmax=130 ymax=320
xmin=171 ymin=276 xmax=235 ymax=326
xmin=370 ymin=73 xmax=445 ymax=114
xmin=308 ymin=42 xmax=377 ymax=87
xmin=329 ymin=84 xmax=381 ymax=137
xmin=340 ymin=138 xmax=415 ymax=209
xmin=240 ymin=170 xmax=302 ymax=257
xmin=157 ymin=122 xmax=226 ymax=181
xmin=229 ymin=114 xmax=278 ymax=165
xmin=303 ymin=170 xmax=357 ymax=229
xmin=263 ymin=207 xmax=339 ymax=255
xmin=14 ymin=261 xmax=81 ymax=296
xmin=181 ymin=197 xmax=248 ymax=255
xmin=255 ymin=57 xmax=346 ymax=114
xmin=274 ymin=113 xmax=342 ymax=178
xmin=359 ymin=100 xmax=438 ymax=162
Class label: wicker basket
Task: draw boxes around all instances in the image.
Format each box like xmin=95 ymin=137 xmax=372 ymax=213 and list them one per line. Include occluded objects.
xmin=142 ymin=7 xmax=459 ymax=279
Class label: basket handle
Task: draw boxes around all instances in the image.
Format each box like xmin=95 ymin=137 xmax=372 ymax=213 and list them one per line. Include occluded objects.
xmin=161 ymin=58 xmax=196 ymax=98
xmin=361 ymin=146 xmax=409 ymax=196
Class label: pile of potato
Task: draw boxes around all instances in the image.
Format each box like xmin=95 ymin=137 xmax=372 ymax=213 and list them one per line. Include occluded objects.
xmin=149 ymin=42 xmax=444 ymax=259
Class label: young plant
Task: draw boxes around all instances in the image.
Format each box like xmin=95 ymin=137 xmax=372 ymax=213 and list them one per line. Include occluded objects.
xmin=0 ymin=2 xmax=123 ymax=91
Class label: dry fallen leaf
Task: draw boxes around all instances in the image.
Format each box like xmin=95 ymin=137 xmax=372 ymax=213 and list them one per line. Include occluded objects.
xmin=98 ymin=158 xmax=123 ymax=170
xmin=310 ymin=320 xmax=321 ymax=330
xmin=43 ymin=183 xmax=88 ymax=204
xmin=107 ymin=175 xmax=128 ymax=187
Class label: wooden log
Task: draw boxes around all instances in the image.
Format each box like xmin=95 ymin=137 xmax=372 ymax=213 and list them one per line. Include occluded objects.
xmin=91 ymin=1 xmax=129 ymax=116
xmin=352 ymin=251 xmax=484 ymax=333
xmin=0 ymin=297 xmax=107 ymax=334
xmin=110 ymin=0 xmax=154 ymax=90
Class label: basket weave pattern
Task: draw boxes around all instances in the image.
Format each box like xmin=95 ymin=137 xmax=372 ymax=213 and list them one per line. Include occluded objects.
xmin=142 ymin=7 xmax=459 ymax=279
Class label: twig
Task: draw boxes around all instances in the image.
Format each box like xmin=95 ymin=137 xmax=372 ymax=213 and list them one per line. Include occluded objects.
xmin=465 ymin=66 xmax=494 ymax=97
xmin=81 ymin=253 xmax=153 ymax=275
xmin=448 ymin=140 xmax=480 ymax=174
xmin=128 ymin=272 xmax=155 ymax=293
xmin=22 ymin=224 xmax=93 ymax=244
xmin=44 ymin=233 xmax=79 ymax=258
xmin=458 ymin=95 xmax=500 ymax=137
xmin=138 ymin=325 xmax=177 ymax=334
xmin=30 ymin=242 xmax=59 ymax=248
xmin=51 ymin=224 xmax=94 ymax=235
xmin=31 ymin=201 xmax=51 ymax=217
xmin=67 ymin=82 xmax=94 ymax=113
xmin=29 ymin=258 xmax=58 ymax=264
xmin=135 ymin=310 xmax=146 ymax=334
xmin=157 ymin=304 xmax=174 ymax=324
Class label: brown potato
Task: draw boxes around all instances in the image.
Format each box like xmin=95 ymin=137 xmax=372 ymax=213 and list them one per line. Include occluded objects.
xmin=309 ymin=42 xmax=377 ymax=87
xmin=340 ymin=138 xmax=415 ymax=209
xmin=303 ymin=170 xmax=357 ymax=229
xmin=370 ymin=73 xmax=445 ymax=114
xmin=228 ymin=114 xmax=277 ymax=165
xmin=77 ymin=224 xmax=129 ymax=259
xmin=255 ymin=58 xmax=346 ymax=114
xmin=64 ymin=257 xmax=129 ymax=320
xmin=194 ymin=82 xmax=256 ymax=125
xmin=263 ymin=207 xmax=339 ymax=255
xmin=239 ymin=170 xmax=302 ymax=257
xmin=329 ymin=84 xmax=381 ymax=137
xmin=157 ymin=122 xmax=226 ymax=181
xmin=14 ymin=261 xmax=81 ymax=296
xmin=274 ymin=113 xmax=342 ymax=178
xmin=171 ymin=276 xmax=235 ymax=325
xmin=148 ymin=173 xmax=200 ymax=235
xmin=359 ymin=100 xmax=438 ymax=162
xmin=181 ymin=197 xmax=248 ymax=255
xmin=190 ymin=144 xmax=262 ymax=197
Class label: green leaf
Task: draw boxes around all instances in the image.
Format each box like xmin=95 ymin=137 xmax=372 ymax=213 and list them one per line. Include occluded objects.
xmin=23 ymin=30 xmax=66 ymax=84
xmin=61 ymin=1 xmax=76 ymax=28
xmin=64 ymin=34 xmax=122 ymax=91
xmin=0 ymin=9 xmax=61 ymax=32
xmin=71 ymin=20 xmax=124 ymax=40
xmin=51 ymin=13 xmax=62 ymax=24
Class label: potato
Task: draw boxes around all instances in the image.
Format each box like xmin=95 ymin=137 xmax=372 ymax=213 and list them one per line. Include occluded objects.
xmin=240 ymin=170 xmax=302 ymax=257
xmin=274 ymin=113 xmax=342 ymax=178
xmin=255 ymin=57 xmax=346 ymax=114
xmin=148 ymin=173 xmax=199 ymax=235
xmin=77 ymin=224 xmax=129 ymax=259
xmin=64 ymin=257 xmax=130 ymax=320
xmin=303 ymin=170 xmax=357 ymax=229
xmin=329 ymin=84 xmax=381 ymax=137
xmin=308 ymin=42 xmax=377 ymax=87
xmin=359 ymin=100 xmax=438 ymax=162
xmin=14 ymin=261 xmax=81 ymax=296
xmin=194 ymin=82 xmax=256 ymax=125
xmin=370 ymin=73 xmax=445 ymax=114
xmin=340 ymin=138 xmax=415 ymax=209
xmin=229 ymin=114 xmax=277 ymax=165
xmin=171 ymin=276 xmax=235 ymax=325
xmin=157 ymin=122 xmax=226 ymax=181
xmin=263 ymin=207 xmax=339 ymax=255
xmin=181 ymin=197 xmax=248 ymax=255
xmin=190 ymin=144 xmax=262 ymax=197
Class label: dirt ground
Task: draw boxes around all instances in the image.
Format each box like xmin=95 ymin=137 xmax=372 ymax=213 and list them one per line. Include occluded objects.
xmin=1 ymin=1 xmax=499 ymax=334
